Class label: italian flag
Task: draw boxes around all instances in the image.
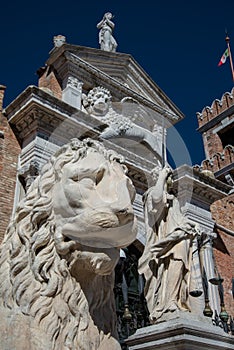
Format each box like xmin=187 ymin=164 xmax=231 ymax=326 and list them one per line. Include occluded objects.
xmin=218 ymin=48 xmax=229 ymax=66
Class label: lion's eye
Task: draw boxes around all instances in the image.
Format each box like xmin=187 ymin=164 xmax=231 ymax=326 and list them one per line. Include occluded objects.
xmin=70 ymin=173 xmax=95 ymax=188
xmin=71 ymin=174 xmax=79 ymax=182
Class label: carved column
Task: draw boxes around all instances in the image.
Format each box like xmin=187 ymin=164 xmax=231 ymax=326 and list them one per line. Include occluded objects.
xmin=200 ymin=236 xmax=220 ymax=314
xmin=182 ymin=202 xmax=220 ymax=315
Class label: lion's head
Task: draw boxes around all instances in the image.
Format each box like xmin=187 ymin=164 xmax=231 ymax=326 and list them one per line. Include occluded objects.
xmin=0 ymin=138 xmax=137 ymax=350
xmin=82 ymin=86 xmax=112 ymax=116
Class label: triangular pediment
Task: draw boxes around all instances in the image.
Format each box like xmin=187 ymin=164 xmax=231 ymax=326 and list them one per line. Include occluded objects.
xmin=46 ymin=44 xmax=184 ymax=125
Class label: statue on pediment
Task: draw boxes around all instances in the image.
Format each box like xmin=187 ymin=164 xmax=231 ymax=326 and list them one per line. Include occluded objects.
xmin=138 ymin=165 xmax=202 ymax=323
xmin=97 ymin=12 xmax=118 ymax=52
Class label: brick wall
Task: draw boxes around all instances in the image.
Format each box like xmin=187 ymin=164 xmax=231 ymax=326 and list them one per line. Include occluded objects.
xmin=211 ymin=193 xmax=234 ymax=317
xmin=38 ymin=66 xmax=62 ymax=99
xmin=197 ymin=87 xmax=234 ymax=320
xmin=202 ymin=130 xmax=225 ymax=160
xmin=0 ymin=85 xmax=21 ymax=243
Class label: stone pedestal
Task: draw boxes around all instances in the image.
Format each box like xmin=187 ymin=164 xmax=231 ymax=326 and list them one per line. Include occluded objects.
xmin=62 ymin=76 xmax=83 ymax=109
xmin=126 ymin=314 xmax=234 ymax=350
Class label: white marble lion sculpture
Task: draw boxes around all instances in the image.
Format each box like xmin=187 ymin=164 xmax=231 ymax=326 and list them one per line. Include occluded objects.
xmin=0 ymin=138 xmax=137 ymax=350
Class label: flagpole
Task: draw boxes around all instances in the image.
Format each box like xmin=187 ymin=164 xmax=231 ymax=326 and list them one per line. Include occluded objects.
xmin=225 ymin=34 xmax=234 ymax=82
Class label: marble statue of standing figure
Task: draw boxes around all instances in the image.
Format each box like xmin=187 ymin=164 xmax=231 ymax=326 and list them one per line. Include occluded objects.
xmin=97 ymin=12 xmax=118 ymax=52
xmin=138 ymin=164 xmax=201 ymax=323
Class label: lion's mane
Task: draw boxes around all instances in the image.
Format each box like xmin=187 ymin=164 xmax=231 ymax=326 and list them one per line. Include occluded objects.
xmin=0 ymin=138 xmax=125 ymax=350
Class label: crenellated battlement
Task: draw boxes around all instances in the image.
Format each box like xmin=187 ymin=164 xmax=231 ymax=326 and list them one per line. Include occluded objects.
xmin=197 ymin=87 xmax=234 ymax=128
xmin=193 ymin=144 xmax=234 ymax=176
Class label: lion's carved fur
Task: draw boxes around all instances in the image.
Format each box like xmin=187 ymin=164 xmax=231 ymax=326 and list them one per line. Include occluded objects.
xmin=0 ymin=138 xmax=136 ymax=350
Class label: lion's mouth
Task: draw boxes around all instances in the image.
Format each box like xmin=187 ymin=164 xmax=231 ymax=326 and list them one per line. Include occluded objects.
xmin=61 ymin=209 xmax=137 ymax=248
xmin=93 ymin=104 xmax=108 ymax=116
xmin=87 ymin=212 xmax=119 ymax=228
xmin=66 ymin=209 xmax=134 ymax=228
xmin=90 ymin=210 xmax=134 ymax=228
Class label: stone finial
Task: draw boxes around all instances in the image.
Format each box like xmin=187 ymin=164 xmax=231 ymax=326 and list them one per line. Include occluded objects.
xmin=62 ymin=76 xmax=83 ymax=109
xmin=53 ymin=34 xmax=66 ymax=48
xmin=97 ymin=12 xmax=118 ymax=52
xmin=67 ymin=76 xmax=82 ymax=89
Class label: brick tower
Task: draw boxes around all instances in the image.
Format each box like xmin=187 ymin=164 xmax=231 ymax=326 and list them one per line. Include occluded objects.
xmin=196 ymin=88 xmax=234 ymax=318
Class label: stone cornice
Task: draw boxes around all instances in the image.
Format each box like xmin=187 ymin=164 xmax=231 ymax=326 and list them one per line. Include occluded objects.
xmin=46 ymin=44 xmax=184 ymax=124
xmin=4 ymin=86 xmax=156 ymax=184
xmin=5 ymin=86 xmax=93 ymax=146
xmin=66 ymin=52 xmax=181 ymax=123
xmin=5 ymin=85 xmax=77 ymax=121
xmin=6 ymin=87 xmax=230 ymax=203
xmin=173 ymin=165 xmax=231 ymax=207
xmin=126 ymin=315 xmax=234 ymax=349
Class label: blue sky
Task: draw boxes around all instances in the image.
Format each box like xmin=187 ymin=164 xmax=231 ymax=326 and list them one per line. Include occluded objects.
xmin=1 ymin=0 xmax=234 ymax=167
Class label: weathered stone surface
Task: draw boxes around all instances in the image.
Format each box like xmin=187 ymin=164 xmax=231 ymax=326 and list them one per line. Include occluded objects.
xmin=0 ymin=138 xmax=137 ymax=350
xmin=126 ymin=313 xmax=234 ymax=350
xmin=82 ymin=86 xmax=163 ymax=163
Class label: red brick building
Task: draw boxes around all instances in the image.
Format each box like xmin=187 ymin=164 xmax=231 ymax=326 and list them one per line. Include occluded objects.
xmin=196 ymin=88 xmax=234 ymax=317
xmin=0 ymin=86 xmax=21 ymax=241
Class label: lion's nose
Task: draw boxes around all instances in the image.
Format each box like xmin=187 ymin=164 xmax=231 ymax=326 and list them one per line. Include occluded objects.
xmin=94 ymin=99 xmax=106 ymax=109
xmin=97 ymin=101 xmax=105 ymax=107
